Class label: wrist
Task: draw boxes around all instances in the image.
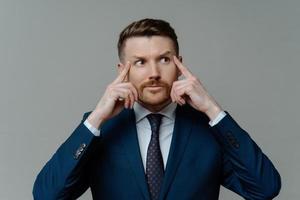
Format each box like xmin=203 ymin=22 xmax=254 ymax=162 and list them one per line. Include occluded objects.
xmin=204 ymin=103 xmax=222 ymax=121
xmin=86 ymin=110 xmax=106 ymax=129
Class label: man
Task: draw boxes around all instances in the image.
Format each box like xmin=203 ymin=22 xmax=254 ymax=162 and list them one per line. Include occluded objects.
xmin=33 ymin=18 xmax=281 ymax=200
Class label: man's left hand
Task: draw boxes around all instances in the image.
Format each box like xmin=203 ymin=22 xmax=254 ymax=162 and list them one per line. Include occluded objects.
xmin=171 ymin=56 xmax=222 ymax=121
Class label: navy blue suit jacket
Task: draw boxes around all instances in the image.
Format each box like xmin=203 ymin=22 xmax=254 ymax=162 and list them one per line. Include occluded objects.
xmin=33 ymin=105 xmax=281 ymax=199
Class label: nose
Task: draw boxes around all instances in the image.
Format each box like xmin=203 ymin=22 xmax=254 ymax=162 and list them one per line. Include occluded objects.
xmin=148 ymin=62 xmax=161 ymax=80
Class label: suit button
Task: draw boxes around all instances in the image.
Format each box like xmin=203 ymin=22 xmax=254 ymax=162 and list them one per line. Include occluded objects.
xmin=79 ymin=143 xmax=86 ymax=152
xmin=226 ymin=132 xmax=239 ymax=149
xmin=73 ymin=143 xmax=87 ymax=159
xmin=74 ymin=150 xmax=81 ymax=160
xmin=233 ymin=142 xmax=240 ymax=148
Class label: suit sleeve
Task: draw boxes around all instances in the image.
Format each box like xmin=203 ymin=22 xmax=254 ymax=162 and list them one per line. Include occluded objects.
xmin=210 ymin=112 xmax=281 ymax=200
xmin=33 ymin=112 xmax=99 ymax=200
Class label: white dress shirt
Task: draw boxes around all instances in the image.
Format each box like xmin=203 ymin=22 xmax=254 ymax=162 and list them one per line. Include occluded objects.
xmin=83 ymin=102 xmax=226 ymax=172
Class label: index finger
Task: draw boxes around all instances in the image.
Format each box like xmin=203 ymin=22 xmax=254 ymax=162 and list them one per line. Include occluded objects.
xmin=113 ymin=61 xmax=131 ymax=84
xmin=173 ymin=56 xmax=193 ymax=78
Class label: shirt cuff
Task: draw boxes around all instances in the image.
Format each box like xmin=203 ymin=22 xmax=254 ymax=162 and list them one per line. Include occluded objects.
xmin=209 ymin=111 xmax=227 ymax=127
xmin=83 ymin=119 xmax=101 ymax=136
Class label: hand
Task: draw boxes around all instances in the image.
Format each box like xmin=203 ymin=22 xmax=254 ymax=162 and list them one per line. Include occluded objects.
xmin=87 ymin=61 xmax=138 ymax=128
xmin=170 ymin=56 xmax=222 ymax=121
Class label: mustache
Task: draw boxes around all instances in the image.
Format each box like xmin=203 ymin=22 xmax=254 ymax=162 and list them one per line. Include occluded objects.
xmin=140 ymin=80 xmax=169 ymax=88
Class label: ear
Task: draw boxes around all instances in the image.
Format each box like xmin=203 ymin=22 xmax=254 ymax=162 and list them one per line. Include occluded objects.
xmin=178 ymin=55 xmax=183 ymax=62
xmin=176 ymin=56 xmax=183 ymax=77
xmin=117 ymin=62 xmax=124 ymax=75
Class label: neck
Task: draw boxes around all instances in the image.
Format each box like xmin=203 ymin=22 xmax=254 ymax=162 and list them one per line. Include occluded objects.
xmin=138 ymin=99 xmax=172 ymax=113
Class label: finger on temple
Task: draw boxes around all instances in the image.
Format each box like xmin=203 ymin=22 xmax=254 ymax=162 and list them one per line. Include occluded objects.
xmin=173 ymin=56 xmax=193 ymax=78
xmin=113 ymin=61 xmax=131 ymax=84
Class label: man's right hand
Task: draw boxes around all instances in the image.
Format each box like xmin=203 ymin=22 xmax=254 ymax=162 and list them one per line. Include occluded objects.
xmin=86 ymin=61 xmax=138 ymax=129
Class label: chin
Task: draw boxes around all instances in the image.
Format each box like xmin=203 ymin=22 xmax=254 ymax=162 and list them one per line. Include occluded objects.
xmin=141 ymin=93 xmax=170 ymax=106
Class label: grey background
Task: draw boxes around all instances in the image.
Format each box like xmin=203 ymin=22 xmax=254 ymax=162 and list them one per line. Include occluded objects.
xmin=0 ymin=0 xmax=299 ymax=199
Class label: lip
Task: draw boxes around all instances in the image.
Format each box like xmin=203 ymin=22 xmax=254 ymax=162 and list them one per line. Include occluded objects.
xmin=145 ymin=86 xmax=163 ymax=91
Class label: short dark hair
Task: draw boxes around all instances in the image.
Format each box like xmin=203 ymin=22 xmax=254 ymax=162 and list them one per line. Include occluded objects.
xmin=118 ymin=18 xmax=179 ymax=60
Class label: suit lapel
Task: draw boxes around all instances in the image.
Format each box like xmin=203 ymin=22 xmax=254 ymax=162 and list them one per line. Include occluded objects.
xmin=118 ymin=109 xmax=150 ymax=200
xmin=159 ymin=105 xmax=194 ymax=200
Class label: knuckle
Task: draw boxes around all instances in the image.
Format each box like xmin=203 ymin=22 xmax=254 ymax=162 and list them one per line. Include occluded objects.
xmin=190 ymin=76 xmax=197 ymax=83
xmin=120 ymin=90 xmax=126 ymax=97
xmin=174 ymin=83 xmax=181 ymax=89
xmin=178 ymin=89 xmax=184 ymax=95
xmin=124 ymin=91 xmax=130 ymax=97
xmin=187 ymin=85 xmax=193 ymax=92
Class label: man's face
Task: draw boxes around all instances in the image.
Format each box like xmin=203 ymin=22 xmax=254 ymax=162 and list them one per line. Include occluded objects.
xmin=119 ymin=36 xmax=181 ymax=107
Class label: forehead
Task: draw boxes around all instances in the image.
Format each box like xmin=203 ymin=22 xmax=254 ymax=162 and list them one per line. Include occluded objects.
xmin=123 ymin=36 xmax=176 ymax=58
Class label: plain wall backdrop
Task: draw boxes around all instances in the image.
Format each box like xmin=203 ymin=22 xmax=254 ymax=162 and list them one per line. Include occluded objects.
xmin=1 ymin=0 xmax=299 ymax=199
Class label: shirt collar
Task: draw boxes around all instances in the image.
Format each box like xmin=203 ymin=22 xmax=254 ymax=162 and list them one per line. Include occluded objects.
xmin=133 ymin=101 xmax=177 ymax=123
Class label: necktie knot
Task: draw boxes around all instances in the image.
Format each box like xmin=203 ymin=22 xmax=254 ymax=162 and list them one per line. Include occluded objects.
xmin=147 ymin=114 xmax=163 ymax=134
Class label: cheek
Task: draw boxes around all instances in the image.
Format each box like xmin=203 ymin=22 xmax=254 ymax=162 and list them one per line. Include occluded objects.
xmin=129 ymin=70 xmax=144 ymax=87
xmin=162 ymin=65 xmax=179 ymax=81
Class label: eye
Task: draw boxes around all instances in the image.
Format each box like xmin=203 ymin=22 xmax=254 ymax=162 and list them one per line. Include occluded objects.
xmin=134 ymin=59 xmax=145 ymax=66
xmin=160 ymin=57 xmax=170 ymax=64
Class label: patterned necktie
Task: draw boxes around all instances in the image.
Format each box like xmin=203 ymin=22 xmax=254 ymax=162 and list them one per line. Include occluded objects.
xmin=146 ymin=113 xmax=164 ymax=200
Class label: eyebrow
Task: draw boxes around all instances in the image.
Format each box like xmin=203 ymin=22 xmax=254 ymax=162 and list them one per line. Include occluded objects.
xmin=132 ymin=50 xmax=172 ymax=59
xmin=159 ymin=51 xmax=172 ymax=57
